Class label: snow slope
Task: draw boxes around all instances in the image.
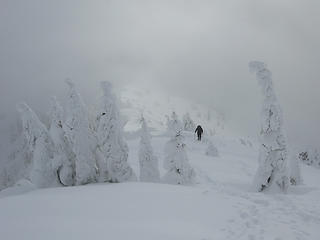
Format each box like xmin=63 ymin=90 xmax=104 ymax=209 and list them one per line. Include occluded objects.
xmin=1 ymin=132 xmax=319 ymax=240
xmin=120 ymin=83 xmax=227 ymax=136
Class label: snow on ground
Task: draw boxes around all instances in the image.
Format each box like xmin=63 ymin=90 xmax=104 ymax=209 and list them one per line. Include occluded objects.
xmin=1 ymin=132 xmax=320 ymax=240
xmin=120 ymin=83 xmax=227 ymax=136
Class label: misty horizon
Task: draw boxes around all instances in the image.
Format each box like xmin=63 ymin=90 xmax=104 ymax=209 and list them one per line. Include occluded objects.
xmin=1 ymin=0 xmax=320 ymax=149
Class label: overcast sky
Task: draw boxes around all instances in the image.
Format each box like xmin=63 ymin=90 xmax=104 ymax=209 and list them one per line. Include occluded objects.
xmin=0 ymin=0 xmax=319 ymax=149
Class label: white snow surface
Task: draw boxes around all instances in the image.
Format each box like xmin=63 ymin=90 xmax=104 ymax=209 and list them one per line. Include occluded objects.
xmin=120 ymin=83 xmax=227 ymax=136
xmin=1 ymin=131 xmax=320 ymax=240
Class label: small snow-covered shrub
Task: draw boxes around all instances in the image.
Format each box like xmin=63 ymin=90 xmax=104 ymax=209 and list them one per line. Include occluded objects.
xmin=182 ymin=113 xmax=195 ymax=132
xmin=289 ymin=154 xmax=303 ymax=185
xmin=166 ymin=111 xmax=183 ymax=135
xmin=162 ymin=131 xmax=195 ymax=185
xmin=299 ymin=149 xmax=320 ymax=168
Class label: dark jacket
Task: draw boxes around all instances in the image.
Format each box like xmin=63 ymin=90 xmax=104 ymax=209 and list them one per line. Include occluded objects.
xmin=195 ymin=125 xmax=203 ymax=134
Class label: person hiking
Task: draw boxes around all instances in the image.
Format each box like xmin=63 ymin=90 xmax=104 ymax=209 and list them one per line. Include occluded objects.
xmin=195 ymin=125 xmax=203 ymax=141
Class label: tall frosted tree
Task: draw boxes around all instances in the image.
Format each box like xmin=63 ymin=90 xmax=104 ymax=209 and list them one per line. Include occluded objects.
xmin=96 ymin=81 xmax=136 ymax=183
xmin=49 ymin=97 xmax=75 ymax=186
xmin=17 ymin=103 xmax=58 ymax=188
xmin=162 ymin=131 xmax=195 ymax=185
xmin=182 ymin=113 xmax=196 ymax=131
xmin=138 ymin=116 xmax=160 ymax=182
xmin=249 ymin=61 xmax=289 ymax=192
xmin=64 ymin=80 xmax=97 ymax=185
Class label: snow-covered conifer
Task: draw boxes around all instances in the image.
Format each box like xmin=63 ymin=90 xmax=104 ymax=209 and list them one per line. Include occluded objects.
xmin=162 ymin=131 xmax=195 ymax=185
xmin=17 ymin=103 xmax=58 ymax=188
xmin=289 ymin=154 xmax=303 ymax=185
xmin=182 ymin=113 xmax=196 ymax=131
xmin=310 ymin=149 xmax=320 ymax=168
xmin=206 ymin=141 xmax=219 ymax=157
xmin=96 ymin=81 xmax=136 ymax=183
xmin=64 ymin=80 xmax=97 ymax=185
xmin=249 ymin=61 xmax=289 ymax=192
xmin=298 ymin=151 xmax=310 ymax=165
xmin=49 ymin=97 xmax=75 ymax=186
xmin=167 ymin=111 xmax=183 ymax=134
xmin=138 ymin=116 xmax=160 ymax=182
xmin=298 ymin=149 xmax=320 ymax=168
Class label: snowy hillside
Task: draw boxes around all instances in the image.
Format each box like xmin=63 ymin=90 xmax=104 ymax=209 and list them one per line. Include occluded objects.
xmin=0 ymin=81 xmax=319 ymax=240
xmin=1 ymin=132 xmax=320 ymax=240
xmin=120 ymin=83 xmax=227 ymax=136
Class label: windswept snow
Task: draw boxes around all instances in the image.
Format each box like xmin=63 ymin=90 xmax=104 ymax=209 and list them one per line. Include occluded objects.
xmin=120 ymin=84 xmax=227 ymax=136
xmin=1 ymin=132 xmax=319 ymax=240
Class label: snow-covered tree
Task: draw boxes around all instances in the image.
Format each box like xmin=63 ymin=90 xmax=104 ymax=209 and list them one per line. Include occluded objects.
xmin=206 ymin=141 xmax=219 ymax=157
xmin=0 ymin=167 xmax=9 ymax=190
xmin=182 ymin=113 xmax=196 ymax=131
xmin=298 ymin=151 xmax=311 ymax=165
xmin=2 ymin=127 xmax=29 ymax=189
xmin=49 ymin=97 xmax=75 ymax=186
xmin=162 ymin=131 xmax=195 ymax=185
xmin=249 ymin=61 xmax=289 ymax=193
xmin=17 ymin=103 xmax=58 ymax=188
xmin=167 ymin=111 xmax=183 ymax=134
xmin=64 ymin=80 xmax=97 ymax=185
xmin=138 ymin=116 xmax=160 ymax=182
xmin=310 ymin=149 xmax=320 ymax=168
xmin=298 ymin=149 xmax=320 ymax=168
xmin=289 ymin=154 xmax=303 ymax=185
xmin=96 ymin=81 xmax=136 ymax=183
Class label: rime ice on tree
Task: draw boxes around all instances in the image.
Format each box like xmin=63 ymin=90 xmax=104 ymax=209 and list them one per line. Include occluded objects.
xmin=289 ymin=154 xmax=303 ymax=185
xmin=249 ymin=61 xmax=289 ymax=192
xmin=167 ymin=111 xmax=183 ymax=135
xmin=49 ymin=97 xmax=75 ymax=186
xmin=182 ymin=113 xmax=196 ymax=132
xmin=64 ymin=80 xmax=97 ymax=185
xmin=138 ymin=116 xmax=160 ymax=182
xmin=162 ymin=131 xmax=195 ymax=185
xmin=96 ymin=81 xmax=136 ymax=183
xmin=17 ymin=103 xmax=58 ymax=188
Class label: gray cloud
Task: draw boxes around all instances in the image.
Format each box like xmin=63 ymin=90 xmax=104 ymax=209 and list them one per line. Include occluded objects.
xmin=0 ymin=0 xmax=319 ymax=149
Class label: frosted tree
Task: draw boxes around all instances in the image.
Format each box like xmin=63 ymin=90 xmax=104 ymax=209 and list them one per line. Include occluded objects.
xmin=138 ymin=116 xmax=160 ymax=182
xmin=167 ymin=111 xmax=183 ymax=134
xmin=249 ymin=61 xmax=289 ymax=192
xmin=310 ymin=149 xmax=320 ymax=168
xmin=298 ymin=151 xmax=310 ymax=165
xmin=96 ymin=81 xmax=136 ymax=183
xmin=17 ymin=103 xmax=58 ymax=188
xmin=2 ymin=126 xmax=29 ymax=189
xmin=289 ymin=154 xmax=303 ymax=185
xmin=64 ymin=80 xmax=97 ymax=185
xmin=49 ymin=97 xmax=75 ymax=186
xmin=182 ymin=113 xmax=196 ymax=131
xmin=162 ymin=131 xmax=195 ymax=185
xmin=206 ymin=141 xmax=219 ymax=157
xmin=298 ymin=149 xmax=320 ymax=167
xmin=0 ymin=166 xmax=9 ymax=190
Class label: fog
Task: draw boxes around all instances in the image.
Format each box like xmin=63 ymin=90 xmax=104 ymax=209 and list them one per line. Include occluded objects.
xmin=1 ymin=0 xmax=319 ymax=149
